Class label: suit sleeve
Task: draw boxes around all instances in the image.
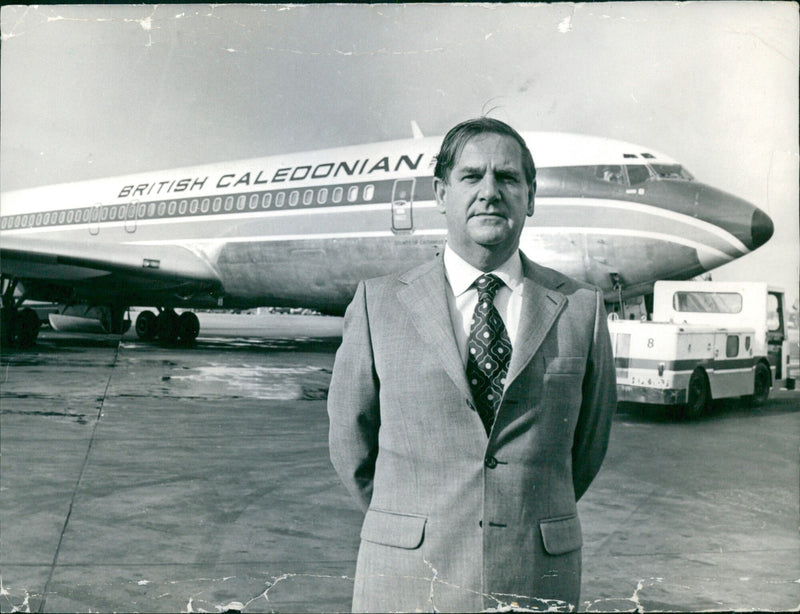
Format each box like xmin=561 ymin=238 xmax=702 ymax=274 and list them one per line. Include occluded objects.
xmin=572 ymin=288 xmax=617 ymax=500
xmin=327 ymin=281 xmax=380 ymax=511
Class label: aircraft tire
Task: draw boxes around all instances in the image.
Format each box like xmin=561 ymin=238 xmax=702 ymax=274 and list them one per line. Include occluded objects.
xmin=177 ymin=312 xmax=200 ymax=344
xmin=135 ymin=310 xmax=158 ymax=341
xmin=746 ymin=362 xmax=771 ymax=407
xmin=156 ymin=309 xmax=180 ymax=344
xmin=679 ymin=368 xmax=710 ymax=419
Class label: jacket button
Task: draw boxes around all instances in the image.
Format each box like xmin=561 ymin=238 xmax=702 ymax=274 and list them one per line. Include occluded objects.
xmin=484 ymin=456 xmax=498 ymax=469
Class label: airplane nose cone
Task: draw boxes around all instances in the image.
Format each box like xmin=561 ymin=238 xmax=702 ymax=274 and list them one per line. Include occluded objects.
xmin=750 ymin=207 xmax=774 ymax=249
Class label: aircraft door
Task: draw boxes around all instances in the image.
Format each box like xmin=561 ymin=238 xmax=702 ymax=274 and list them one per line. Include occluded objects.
xmin=124 ymin=201 xmax=138 ymax=233
xmin=89 ymin=205 xmax=101 ymax=235
xmin=391 ymin=179 xmax=415 ymax=233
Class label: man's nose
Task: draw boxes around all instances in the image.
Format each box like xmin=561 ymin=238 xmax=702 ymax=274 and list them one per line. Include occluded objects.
xmin=478 ymin=173 xmax=500 ymax=202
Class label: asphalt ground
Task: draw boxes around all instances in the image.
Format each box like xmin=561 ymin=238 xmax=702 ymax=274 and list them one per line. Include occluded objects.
xmin=1 ymin=314 xmax=798 ymax=612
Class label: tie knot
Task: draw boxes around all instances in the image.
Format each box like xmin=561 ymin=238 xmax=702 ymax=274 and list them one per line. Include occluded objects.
xmin=474 ymin=274 xmax=502 ymax=302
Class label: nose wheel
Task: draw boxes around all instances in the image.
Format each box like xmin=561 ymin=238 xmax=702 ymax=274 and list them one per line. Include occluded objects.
xmin=135 ymin=309 xmax=200 ymax=344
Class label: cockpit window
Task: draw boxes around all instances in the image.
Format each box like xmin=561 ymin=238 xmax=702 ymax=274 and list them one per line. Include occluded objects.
xmin=651 ymin=164 xmax=694 ymax=181
xmin=594 ymin=165 xmax=625 ymax=185
xmin=625 ymin=165 xmax=652 ymax=185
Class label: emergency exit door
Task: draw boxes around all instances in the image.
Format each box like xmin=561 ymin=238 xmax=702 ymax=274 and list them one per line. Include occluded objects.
xmin=391 ymin=179 xmax=415 ymax=233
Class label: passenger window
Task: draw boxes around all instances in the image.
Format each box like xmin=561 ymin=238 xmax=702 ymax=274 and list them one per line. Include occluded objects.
xmin=168 ymin=201 xmax=177 ymax=215
xmin=179 ymin=200 xmax=188 ymax=215
xmin=237 ymin=195 xmax=246 ymax=211
xmin=364 ymin=184 xmax=375 ymax=200
xmin=138 ymin=203 xmax=147 ymax=218
xmin=249 ymin=194 xmax=259 ymax=210
xmin=262 ymin=193 xmax=272 ymax=209
xmin=201 ymin=199 xmax=210 ymax=213
xmin=289 ymin=191 xmax=299 ymax=207
xmin=317 ymin=188 xmax=328 ymax=204
xmin=82 ymin=209 xmax=91 ymax=223
xmin=276 ymin=192 xmax=285 ymax=207
xmin=224 ymin=196 xmax=234 ymax=211
xmin=332 ymin=187 xmax=343 ymax=203
xmin=59 ymin=211 xmax=67 ymax=224
xmin=303 ymin=190 xmax=313 ymax=206
xmin=348 ymin=186 xmax=359 ymax=202
xmin=36 ymin=213 xmax=43 ymax=226
xmin=726 ymin=335 xmax=739 ymax=358
xmin=1 ymin=217 xmax=6 ymax=230
xmin=213 ymin=198 xmax=222 ymax=212
xmin=189 ymin=200 xmax=199 ymax=214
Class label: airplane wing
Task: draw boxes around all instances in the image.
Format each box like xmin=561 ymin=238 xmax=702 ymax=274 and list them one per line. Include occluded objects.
xmin=0 ymin=236 xmax=223 ymax=306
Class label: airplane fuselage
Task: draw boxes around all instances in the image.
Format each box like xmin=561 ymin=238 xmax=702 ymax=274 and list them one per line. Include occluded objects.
xmin=0 ymin=132 xmax=774 ymax=317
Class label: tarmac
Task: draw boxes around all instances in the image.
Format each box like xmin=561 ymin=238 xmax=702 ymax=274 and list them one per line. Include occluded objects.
xmin=1 ymin=313 xmax=798 ymax=612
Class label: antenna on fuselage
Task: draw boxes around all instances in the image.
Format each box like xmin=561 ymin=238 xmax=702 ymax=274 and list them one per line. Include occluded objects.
xmin=411 ymin=121 xmax=424 ymax=139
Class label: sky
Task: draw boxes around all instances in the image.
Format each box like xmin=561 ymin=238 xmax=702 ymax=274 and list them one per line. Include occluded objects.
xmin=1 ymin=2 xmax=797 ymax=308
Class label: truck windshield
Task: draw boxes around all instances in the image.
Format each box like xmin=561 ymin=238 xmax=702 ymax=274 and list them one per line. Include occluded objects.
xmin=673 ymin=291 xmax=742 ymax=313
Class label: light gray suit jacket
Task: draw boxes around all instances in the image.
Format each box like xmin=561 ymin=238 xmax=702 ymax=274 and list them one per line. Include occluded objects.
xmin=327 ymin=253 xmax=616 ymax=612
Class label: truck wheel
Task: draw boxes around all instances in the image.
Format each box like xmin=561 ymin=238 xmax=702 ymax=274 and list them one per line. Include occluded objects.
xmin=680 ymin=369 xmax=710 ymax=419
xmin=747 ymin=363 xmax=771 ymax=407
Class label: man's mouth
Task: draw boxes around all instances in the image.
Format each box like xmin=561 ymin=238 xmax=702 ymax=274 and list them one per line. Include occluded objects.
xmin=471 ymin=213 xmax=506 ymax=220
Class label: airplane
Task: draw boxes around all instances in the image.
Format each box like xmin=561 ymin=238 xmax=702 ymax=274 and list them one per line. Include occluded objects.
xmin=0 ymin=130 xmax=774 ymax=347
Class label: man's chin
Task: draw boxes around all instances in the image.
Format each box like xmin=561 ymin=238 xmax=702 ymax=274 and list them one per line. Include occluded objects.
xmin=467 ymin=225 xmax=512 ymax=247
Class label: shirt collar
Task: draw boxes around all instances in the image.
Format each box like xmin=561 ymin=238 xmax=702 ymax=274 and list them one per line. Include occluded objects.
xmin=443 ymin=244 xmax=524 ymax=297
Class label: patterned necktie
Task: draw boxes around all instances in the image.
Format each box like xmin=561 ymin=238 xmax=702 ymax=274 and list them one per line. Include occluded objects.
xmin=466 ymin=274 xmax=512 ymax=435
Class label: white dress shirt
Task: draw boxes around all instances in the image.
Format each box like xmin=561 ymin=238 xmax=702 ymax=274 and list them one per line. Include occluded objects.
xmin=443 ymin=244 xmax=525 ymax=366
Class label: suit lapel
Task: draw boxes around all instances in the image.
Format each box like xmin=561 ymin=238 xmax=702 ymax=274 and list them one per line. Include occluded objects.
xmin=397 ymin=258 xmax=473 ymax=401
xmin=506 ymin=259 xmax=567 ymax=386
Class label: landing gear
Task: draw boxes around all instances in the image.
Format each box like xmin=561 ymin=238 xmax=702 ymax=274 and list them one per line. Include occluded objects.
xmin=135 ymin=310 xmax=158 ymax=341
xmin=1 ymin=278 xmax=40 ymax=349
xmin=156 ymin=309 xmax=180 ymax=344
xmin=177 ymin=312 xmax=200 ymax=343
xmin=136 ymin=309 xmax=200 ymax=344
xmin=1 ymin=306 xmax=40 ymax=349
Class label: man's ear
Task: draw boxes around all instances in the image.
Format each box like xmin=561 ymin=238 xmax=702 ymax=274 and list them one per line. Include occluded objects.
xmin=527 ymin=181 xmax=536 ymax=217
xmin=433 ymin=176 xmax=447 ymax=213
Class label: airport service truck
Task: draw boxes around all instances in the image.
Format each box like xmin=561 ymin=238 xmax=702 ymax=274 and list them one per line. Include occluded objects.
xmin=607 ymin=281 xmax=790 ymax=418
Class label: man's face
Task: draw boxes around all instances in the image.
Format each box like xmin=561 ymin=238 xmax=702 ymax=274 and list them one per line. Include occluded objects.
xmin=434 ymin=133 xmax=534 ymax=269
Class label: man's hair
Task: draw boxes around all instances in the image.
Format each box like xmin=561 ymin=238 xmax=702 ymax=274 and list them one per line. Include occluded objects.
xmin=433 ymin=117 xmax=536 ymax=189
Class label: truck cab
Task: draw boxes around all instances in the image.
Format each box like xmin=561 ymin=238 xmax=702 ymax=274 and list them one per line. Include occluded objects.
xmin=609 ymin=281 xmax=789 ymax=418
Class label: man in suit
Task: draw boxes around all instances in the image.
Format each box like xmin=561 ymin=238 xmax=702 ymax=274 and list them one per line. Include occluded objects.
xmin=327 ymin=118 xmax=616 ymax=612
